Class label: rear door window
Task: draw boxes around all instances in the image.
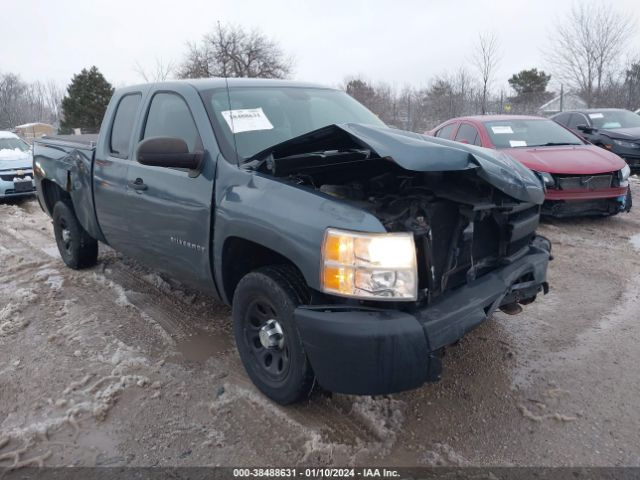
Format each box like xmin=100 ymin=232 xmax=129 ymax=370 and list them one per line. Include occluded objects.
xmin=110 ymin=93 xmax=142 ymax=158
xmin=454 ymin=123 xmax=480 ymax=145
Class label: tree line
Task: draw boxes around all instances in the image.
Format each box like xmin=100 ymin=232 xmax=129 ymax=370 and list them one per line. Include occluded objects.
xmin=0 ymin=74 xmax=62 ymax=130
xmin=1 ymin=2 xmax=638 ymax=134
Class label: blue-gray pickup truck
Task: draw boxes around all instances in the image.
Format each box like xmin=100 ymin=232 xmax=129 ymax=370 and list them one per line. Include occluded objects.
xmin=34 ymin=79 xmax=550 ymax=404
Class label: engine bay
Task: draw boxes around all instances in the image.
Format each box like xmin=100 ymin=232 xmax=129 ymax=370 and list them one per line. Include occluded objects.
xmin=257 ymin=152 xmax=541 ymax=302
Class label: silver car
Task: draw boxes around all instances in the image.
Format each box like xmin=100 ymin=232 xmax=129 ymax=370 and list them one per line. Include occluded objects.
xmin=0 ymin=131 xmax=35 ymax=199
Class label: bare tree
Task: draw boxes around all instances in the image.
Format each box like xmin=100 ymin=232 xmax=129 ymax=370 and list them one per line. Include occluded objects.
xmin=0 ymin=73 xmax=59 ymax=129
xmin=134 ymin=57 xmax=175 ymax=82
xmin=178 ymin=23 xmax=293 ymax=79
xmin=0 ymin=73 xmax=27 ymax=129
xmin=547 ymin=2 xmax=635 ymax=106
xmin=473 ymin=32 xmax=501 ymax=115
xmin=45 ymin=80 xmax=64 ymax=124
xmin=341 ymin=67 xmax=486 ymax=132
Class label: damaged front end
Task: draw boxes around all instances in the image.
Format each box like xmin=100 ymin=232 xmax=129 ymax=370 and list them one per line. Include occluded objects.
xmin=252 ymin=123 xmax=549 ymax=307
xmin=251 ymin=123 xmax=551 ymax=394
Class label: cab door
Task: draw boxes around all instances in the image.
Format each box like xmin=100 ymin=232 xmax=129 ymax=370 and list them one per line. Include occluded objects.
xmin=93 ymin=90 xmax=145 ymax=251
xmin=124 ymin=85 xmax=217 ymax=289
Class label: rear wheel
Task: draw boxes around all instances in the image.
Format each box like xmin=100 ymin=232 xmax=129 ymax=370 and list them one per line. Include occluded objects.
xmin=232 ymin=265 xmax=314 ymax=404
xmin=52 ymin=201 xmax=98 ymax=269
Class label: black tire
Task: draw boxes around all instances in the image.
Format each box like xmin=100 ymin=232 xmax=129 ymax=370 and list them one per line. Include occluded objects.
xmin=52 ymin=201 xmax=98 ymax=269
xmin=232 ymin=265 xmax=314 ymax=404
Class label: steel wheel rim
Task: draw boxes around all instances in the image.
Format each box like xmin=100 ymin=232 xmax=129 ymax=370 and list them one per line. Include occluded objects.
xmin=58 ymin=218 xmax=72 ymax=253
xmin=243 ymin=297 xmax=290 ymax=382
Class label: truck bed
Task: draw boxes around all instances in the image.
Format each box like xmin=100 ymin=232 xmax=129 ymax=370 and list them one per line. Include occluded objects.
xmin=33 ymin=134 xmax=104 ymax=243
xmin=38 ymin=134 xmax=99 ymax=149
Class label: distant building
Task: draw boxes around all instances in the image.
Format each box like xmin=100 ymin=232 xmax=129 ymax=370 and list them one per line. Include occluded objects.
xmin=537 ymin=93 xmax=587 ymax=116
xmin=14 ymin=123 xmax=55 ymax=142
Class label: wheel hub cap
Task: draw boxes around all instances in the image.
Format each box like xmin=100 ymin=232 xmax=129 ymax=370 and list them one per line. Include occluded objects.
xmin=259 ymin=319 xmax=284 ymax=350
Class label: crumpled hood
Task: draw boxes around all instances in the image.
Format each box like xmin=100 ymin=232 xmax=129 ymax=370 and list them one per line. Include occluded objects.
xmin=0 ymin=149 xmax=32 ymax=171
xmin=499 ymin=144 xmax=625 ymax=175
xmin=600 ymin=127 xmax=640 ymax=140
xmin=260 ymin=123 xmax=545 ymax=204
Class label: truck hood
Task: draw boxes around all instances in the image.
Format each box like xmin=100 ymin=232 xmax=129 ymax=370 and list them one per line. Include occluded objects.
xmin=0 ymin=148 xmax=32 ymax=171
xmin=498 ymin=145 xmax=625 ymax=175
xmin=599 ymin=127 xmax=640 ymax=141
xmin=256 ymin=123 xmax=544 ymax=204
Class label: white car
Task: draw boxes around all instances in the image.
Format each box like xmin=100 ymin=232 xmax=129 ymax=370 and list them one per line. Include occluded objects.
xmin=0 ymin=131 xmax=35 ymax=199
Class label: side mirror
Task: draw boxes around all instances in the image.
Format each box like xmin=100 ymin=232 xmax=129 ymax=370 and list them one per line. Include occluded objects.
xmin=576 ymin=124 xmax=594 ymax=134
xmin=136 ymin=137 xmax=203 ymax=170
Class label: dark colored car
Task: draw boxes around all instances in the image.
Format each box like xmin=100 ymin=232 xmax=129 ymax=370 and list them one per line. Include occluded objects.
xmin=33 ymin=79 xmax=550 ymax=404
xmin=551 ymin=108 xmax=640 ymax=170
xmin=427 ymin=115 xmax=631 ymax=217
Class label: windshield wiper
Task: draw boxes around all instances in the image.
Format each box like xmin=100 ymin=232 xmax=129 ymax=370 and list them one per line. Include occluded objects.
xmin=532 ymin=142 xmax=581 ymax=147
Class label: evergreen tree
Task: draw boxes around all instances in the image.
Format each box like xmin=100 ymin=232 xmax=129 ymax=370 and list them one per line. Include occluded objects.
xmin=507 ymin=68 xmax=553 ymax=112
xmin=508 ymin=68 xmax=551 ymax=97
xmin=59 ymin=66 xmax=114 ymax=134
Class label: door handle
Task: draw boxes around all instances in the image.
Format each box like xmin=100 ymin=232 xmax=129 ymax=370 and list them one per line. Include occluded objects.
xmin=128 ymin=178 xmax=148 ymax=191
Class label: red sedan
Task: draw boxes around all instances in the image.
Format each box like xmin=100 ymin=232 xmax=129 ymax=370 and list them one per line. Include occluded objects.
xmin=427 ymin=115 xmax=632 ymax=217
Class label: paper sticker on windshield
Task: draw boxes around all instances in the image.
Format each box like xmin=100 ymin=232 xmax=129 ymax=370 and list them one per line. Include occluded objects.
xmin=491 ymin=126 xmax=513 ymax=134
xmin=221 ymin=108 xmax=274 ymax=133
xmin=588 ymin=113 xmax=604 ymax=119
xmin=509 ymin=140 xmax=527 ymax=147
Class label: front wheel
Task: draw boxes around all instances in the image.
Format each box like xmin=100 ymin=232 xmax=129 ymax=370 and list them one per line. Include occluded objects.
xmin=52 ymin=201 xmax=98 ymax=269
xmin=625 ymin=188 xmax=632 ymax=212
xmin=232 ymin=265 xmax=315 ymax=404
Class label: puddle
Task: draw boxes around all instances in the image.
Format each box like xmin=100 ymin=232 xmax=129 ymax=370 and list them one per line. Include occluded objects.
xmin=174 ymin=326 xmax=233 ymax=363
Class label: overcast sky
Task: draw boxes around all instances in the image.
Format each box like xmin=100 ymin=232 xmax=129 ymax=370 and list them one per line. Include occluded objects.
xmin=2 ymin=0 xmax=639 ymax=92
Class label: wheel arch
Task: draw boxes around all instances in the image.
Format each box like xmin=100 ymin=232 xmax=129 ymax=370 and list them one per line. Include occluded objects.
xmin=40 ymin=178 xmax=71 ymax=216
xmin=220 ymin=236 xmax=308 ymax=305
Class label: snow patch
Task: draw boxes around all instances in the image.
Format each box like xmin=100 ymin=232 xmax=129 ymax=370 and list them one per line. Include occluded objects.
xmin=35 ymin=268 xmax=64 ymax=291
xmin=209 ymin=384 xmax=406 ymax=464
xmin=41 ymin=246 xmax=60 ymax=259
xmin=0 ymin=339 xmax=152 ymax=450
xmin=0 ymin=288 xmax=36 ymax=337
xmin=92 ymin=273 xmax=133 ymax=307
xmin=350 ymin=396 xmax=404 ymax=446
xmin=142 ymin=272 xmax=196 ymax=304
xmin=630 ymin=233 xmax=640 ymax=252
xmin=420 ymin=443 xmax=469 ymax=466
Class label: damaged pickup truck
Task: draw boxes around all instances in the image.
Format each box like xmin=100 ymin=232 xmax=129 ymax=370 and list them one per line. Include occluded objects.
xmin=34 ymin=79 xmax=550 ymax=404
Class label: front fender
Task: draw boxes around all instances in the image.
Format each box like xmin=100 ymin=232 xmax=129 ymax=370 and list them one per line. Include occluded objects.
xmin=212 ymin=162 xmax=385 ymax=302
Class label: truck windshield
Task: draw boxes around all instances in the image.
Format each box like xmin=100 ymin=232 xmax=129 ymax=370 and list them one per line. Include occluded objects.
xmin=484 ymin=119 xmax=584 ymax=148
xmin=203 ymin=87 xmax=385 ymax=161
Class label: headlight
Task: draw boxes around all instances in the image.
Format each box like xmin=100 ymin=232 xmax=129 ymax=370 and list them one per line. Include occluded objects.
xmin=321 ymin=228 xmax=417 ymax=301
xmin=620 ymin=164 xmax=631 ymax=183
xmin=613 ymin=139 xmax=640 ymax=149
xmin=538 ymin=171 xmax=555 ymax=188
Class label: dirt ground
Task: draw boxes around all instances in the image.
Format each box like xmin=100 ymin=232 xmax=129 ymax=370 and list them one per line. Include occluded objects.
xmin=1 ymin=178 xmax=640 ymax=468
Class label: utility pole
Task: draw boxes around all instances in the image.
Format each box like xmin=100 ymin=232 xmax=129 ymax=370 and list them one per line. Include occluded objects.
xmin=406 ymin=92 xmax=412 ymax=131
xmin=559 ymin=84 xmax=564 ymax=112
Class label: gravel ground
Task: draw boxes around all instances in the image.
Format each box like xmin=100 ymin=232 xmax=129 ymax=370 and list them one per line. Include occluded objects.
xmin=1 ymin=179 xmax=640 ymax=468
